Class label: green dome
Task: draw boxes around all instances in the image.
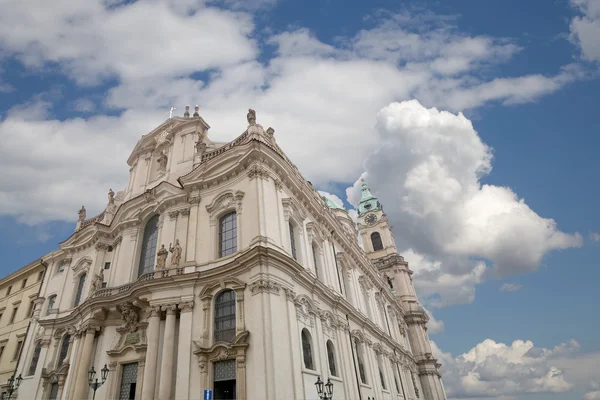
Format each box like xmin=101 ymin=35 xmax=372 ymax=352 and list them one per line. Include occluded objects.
xmin=357 ymin=181 xmax=381 ymax=216
xmin=322 ymin=196 xmax=345 ymax=210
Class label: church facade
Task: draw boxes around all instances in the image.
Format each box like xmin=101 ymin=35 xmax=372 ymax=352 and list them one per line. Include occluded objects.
xmin=14 ymin=107 xmax=446 ymax=400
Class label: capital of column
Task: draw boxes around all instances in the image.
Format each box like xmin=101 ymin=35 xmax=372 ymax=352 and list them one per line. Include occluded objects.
xmin=178 ymin=301 xmax=195 ymax=313
xmin=146 ymin=305 xmax=162 ymax=318
xmin=161 ymin=304 xmax=177 ymax=315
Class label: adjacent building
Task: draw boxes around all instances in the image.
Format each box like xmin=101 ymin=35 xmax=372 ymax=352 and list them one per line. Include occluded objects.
xmin=0 ymin=258 xmax=45 ymax=398
xmin=14 ymin=107 xmax=446 ymax=400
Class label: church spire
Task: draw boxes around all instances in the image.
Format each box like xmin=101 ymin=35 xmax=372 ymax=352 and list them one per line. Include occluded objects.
xmin=357 ymin=179 xmax=382 ymax=216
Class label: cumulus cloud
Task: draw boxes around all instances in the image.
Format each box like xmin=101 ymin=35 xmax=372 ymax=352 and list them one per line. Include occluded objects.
xmin=499 ymin=283 xmax=522 ymax=292
xmin=346 ymin=100 xmax=581 ymax=306
xmin=423 ymin=307 xmax=444 ymax=334
xmin=590 ymin=232 xmax=600 ymax=242
xmin=570 ymin=0 xmax=600 ymax=61
xmin=433 ymin=338 xmax=582 ymax=398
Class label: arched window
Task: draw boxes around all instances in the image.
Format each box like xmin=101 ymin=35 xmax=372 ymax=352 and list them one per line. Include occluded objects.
xmin=47 ymin=295 xmax=57 ymax=315
xmin=138 ymin=215 xmax=159 ymax=276
xmin=289 ymin=221 xmax=297 ymax=260
xmin=355 ymin=339 xmax=367 ymax=384
xmin=27 ymin=342 xmax=42 ymax=376
xmin=301 ymin=329 xmax=314 ymax=370
xmin=371 ymin=232 xmax=383 ymax=251
xmin=219 ymin=212 xmax=237 ymax=257
xmin=394 ymin=365 xmax=402 ymax=394
xmin=377 ymin=353 xmax=387 ymax=390
xmin=214 ymin=290 xmax=236 ymax=342
xmin=57 ymin=335 xmax=71 ymax=367
xmin=73 ymin=274 xmax=86 ymax=307
xmin=326 ymin=340 xmax=337 ymax=376
xmin=312 ymin=243 xmax=320 ymax=279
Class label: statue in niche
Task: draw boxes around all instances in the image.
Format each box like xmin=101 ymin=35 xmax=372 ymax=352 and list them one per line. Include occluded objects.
xmin=91 ymin=269 xmax=104 ymax=293
xmin=169 ymin=239 xmax=183 ymax=266
xmin=78 ymin=206 xmax=86 ymax=221
xmin=247 ymin=109 xmax=256 ymax=125
xmin=195 ymin=138 xmax=206 ymax=154
xmin=156 ymin=244 xmax=168 ymax=269
xmin=385 ymin=274 xmax=393 ymax=289
xmin=118 ymin=303 xmax=139 ymax=333
xmin=157 ymin=150 xmax=168 ymax=170
xmin=108 ymin=189 xmax=115 ymax=205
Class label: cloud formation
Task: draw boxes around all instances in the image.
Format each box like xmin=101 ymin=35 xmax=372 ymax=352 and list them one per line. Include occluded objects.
xmin=570 ymin=0 xmax=600 ymax=61
xmin=499 ymin=283 xmax=522 ymax=292
xmin=346 ymin=100 xmax=581 ymax=306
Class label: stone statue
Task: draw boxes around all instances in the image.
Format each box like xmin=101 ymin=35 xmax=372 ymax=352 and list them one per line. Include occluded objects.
xmin=247 ymin=109 xmax=256 ymax=125
xmin=169 ymin=239 xmax=183 ymax=266
xmin=119 ymin=303 xmax=139 ymax=332
xmin=108 ymin=189 xmax=115 ymax=205
xmin=195 ymin=139 xmax=206 ymax=154
xmin=156 ymin=244 xmax=168 ymax=269
xmin=91 ymin=269 xmax=104 ymax=293
xmin=385 ymin=274 xmax=393 ymax=289
xmin=157 ymin=150 xmax=168 ymax=170
xmin=78 ymin=206 xmax=86 ymax=221
xmin=184 ymin=105 xmax=190 ymax=118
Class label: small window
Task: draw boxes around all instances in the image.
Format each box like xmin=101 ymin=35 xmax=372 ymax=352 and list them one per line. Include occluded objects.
xmin=13 ymin=340 xmax=23 ymax=360
xmin=57 ymin=261 xmax=65 ymax=273
xmin=219 ymin=212 xmax=237 ymax=257
xmin=27 ymin=343 xmax=42 ymax=376
xmin=371 ymin=232 xmax=383 ymax=251
xmin=214 ymin=290 xmax=236 ymax=342
xmin=301 ymin=329 xmax=314 ymax=370
xmin=289 ymin=222 xmax=297 ymax=260
xmin=326 ymin=340 xmax=337 ymax=376
xmin=0 ymin=346 xmax=4 ymax=360
xmin=57 ymin=335 xmax=71 ymax=367
xmin=21 ymin=279 xmax=27 ymax=289
xmin=6 ymin=286 xmax=11 ymax=296
xmin=102 ymin=282 xmax=107 ymax=288
xmin=104 ymin=262 xmax=111 ymax=270
xmin=9 ymin=307 xmax=18 ymax=324
xmin=47 ymin=295 xmax=57 ymax=315
xmin=27 ymin=301 xmax=34 ymax=317
xmin=108 ymin=245 xmax=113 ymax=252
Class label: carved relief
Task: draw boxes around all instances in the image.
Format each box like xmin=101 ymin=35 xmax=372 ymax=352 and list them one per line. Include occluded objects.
xmin=180 ymin=208 xmax=190 ymax=217
xmin=247 ymin=163 xmax=270 ymax=181
xmin=118 ymin=302 xmax=139 ymax=333
xmin=168 ymin=210 xmax=179 ymax=220
xmin=250 ymin=279 xmax=281 ymax=295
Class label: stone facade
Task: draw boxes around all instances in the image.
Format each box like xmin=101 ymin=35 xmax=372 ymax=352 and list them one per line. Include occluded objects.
xmin=13 ymin=109 xmax=446 ymax=400
xmin=0 ymin=259 xmax=45 ymax=398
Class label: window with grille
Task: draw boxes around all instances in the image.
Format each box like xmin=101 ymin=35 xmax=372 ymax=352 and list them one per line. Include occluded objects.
xmin=219 ymin=212 xmax=237 ymax=257
xmin=371 ymin=232 xmax=383 ymax=251
xmin=356 ymin=339 xmax=367 ymax=384
xmin=57 ymin=335 xmax=70 ymax=367
xmin=312 ymin=243 xmax=319 ymax=279
xmin=73 ymin=273 xmax=87 ymax=307
xmin=301 ymin=329 xmax=314 ymax=370
xmin=326 ymin=340 xmax=337 ymax=376
xmin=214 ymin=290 xmax=236 ymax=342
xmin=119 ymin=362 xmax=138 ymax=400
xmin=27 ymin=343 xmax=42 ymax=376
xmin=138 ymin=215 xmax=159 ymax=276
xmin=47 ymin=295 xmax=56 ymax=315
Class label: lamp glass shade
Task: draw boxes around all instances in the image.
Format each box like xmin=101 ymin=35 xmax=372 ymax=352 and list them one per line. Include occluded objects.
xmin=325 ymin=378 xmax=333 ymax=396
xmin=101 ymin=364 xmax=109 ymax=382
xmin=315 ymin=376 xmax=324 ymax=395
xmin=15 ymin=374 xmax=23 ymax=388
xmin=88 ymin=367 xmax=96 ymax=384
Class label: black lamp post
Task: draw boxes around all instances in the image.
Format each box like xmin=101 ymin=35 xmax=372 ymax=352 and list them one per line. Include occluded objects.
xmin=315 ymin=376 xmax=334 ymax=400
xmin=2 ymin=374 xmax=22 ymax=400
xmin=88 ymin=364 xmax=109 ymax=400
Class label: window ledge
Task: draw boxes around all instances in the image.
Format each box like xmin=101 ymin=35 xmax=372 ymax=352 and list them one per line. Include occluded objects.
xmin=301 ymin=368 xmax=321 ymax=377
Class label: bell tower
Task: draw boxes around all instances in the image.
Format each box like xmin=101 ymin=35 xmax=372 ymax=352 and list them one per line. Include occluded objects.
xmin=357 ymin=179 xmax=447 ymax=400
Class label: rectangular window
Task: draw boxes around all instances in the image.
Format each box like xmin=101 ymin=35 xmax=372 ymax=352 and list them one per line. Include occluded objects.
xmin=119 ymin=363 xmax=138 ymax=400
xmin=27 ymin=344 xmax=42 ymax=376
xmin=104 ymin=262 xmax=111 ymax=270
xmin=27 ymin=301 xmax=35 ymax=317
xmin=21 ymin=279 xmax=27 ymax=289
xmin=102 ymin=282 xmax=107 ymax=288
xmin=0 ymin=345 xmax=4 ymax=360
xmin=6 ymin=286 xmax=11 ymax=296
xmin=9 ymin=307 xmax=18 ymax=324
xmin=13 ymin=340 xmax=23 ymax=360
xmin=38 ymin=271 xmax=44 ymax=282
xmin=57 ymin=261 xmax=65 ymax=273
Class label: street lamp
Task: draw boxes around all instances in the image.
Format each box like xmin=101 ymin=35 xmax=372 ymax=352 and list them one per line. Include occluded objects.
xmin=315 ymin=376 xmax=334 ymax=400
xmin=3 ymin=374 xmax=22 ymax=399
xmin=88 ymin=364 xmax=109 ymax=400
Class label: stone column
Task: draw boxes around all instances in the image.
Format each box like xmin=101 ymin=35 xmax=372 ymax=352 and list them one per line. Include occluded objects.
xmin=141 ymin=306 xmax=161 ymax=400
xmin=56 ymin=375 xmax=66 ymax=400
xmin=72 ymin=326 xmax=96 ymax=400
xmin=158 ymin=304 xmax=177 ymax=400
xmin=175 ymin=301 xmax=194 ymax=400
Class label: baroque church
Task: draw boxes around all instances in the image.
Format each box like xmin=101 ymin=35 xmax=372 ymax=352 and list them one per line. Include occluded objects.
xmin=14 ymin=106 xmax=446 ymax=400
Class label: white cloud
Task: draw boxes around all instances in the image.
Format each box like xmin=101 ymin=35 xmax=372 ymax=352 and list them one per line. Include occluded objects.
xmin=423 ymin=307 xmax=445 ymax=334
xmin=346 ymin=100 xmax=581 ymax=306
xmin=570 ymin=0 xmax=600 ymax=61
xmin=499 ymin=283 xmax=522 ymax=292
xmin=590 ymin=232 xmax=600 ymax=242
xmin=433 ymin=338 xmax=584 ymax=398
xmin=318 ymin=191 xmax=344 ymax=208
xmin=73 ymin=98 xmax=96 ymax=113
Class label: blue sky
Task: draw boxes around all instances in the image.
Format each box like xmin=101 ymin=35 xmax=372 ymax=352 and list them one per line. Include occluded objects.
xmin=1 ymin=0 xmax=599 ymax=398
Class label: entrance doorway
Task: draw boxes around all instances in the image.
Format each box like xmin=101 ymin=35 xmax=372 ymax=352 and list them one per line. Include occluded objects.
xmin=214 ymin=359 xmax=236 ymax=400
